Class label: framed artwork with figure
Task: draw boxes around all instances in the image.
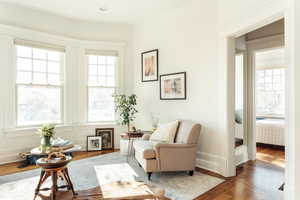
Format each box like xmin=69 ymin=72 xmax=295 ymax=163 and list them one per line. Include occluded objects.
xmin=160 ymin=72 xmax=186 ymax=100
xmin=141 ymin=49 xmax=159 ymax=82
xmin=95 ymin=128 xmax=114 ymax=150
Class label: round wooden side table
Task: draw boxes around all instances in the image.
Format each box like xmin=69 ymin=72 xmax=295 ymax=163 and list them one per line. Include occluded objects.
xmin=34 ymin=155 xmax=76 ymax=200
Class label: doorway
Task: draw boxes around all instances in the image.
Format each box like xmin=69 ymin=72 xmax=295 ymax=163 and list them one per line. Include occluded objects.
xmin=234 ymin=19 xmax=286 ymax=169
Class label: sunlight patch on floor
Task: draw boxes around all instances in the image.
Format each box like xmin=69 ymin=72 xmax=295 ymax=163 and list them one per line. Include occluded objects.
xmin=94 ymin=163 xmax=139 ymax=185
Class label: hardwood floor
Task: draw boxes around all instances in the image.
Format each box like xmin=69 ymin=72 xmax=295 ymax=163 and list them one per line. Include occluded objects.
xmin=196 ymin=146 xmax=285 ymax=200
xmin=0 ymin=147 xmax=284 ymax=200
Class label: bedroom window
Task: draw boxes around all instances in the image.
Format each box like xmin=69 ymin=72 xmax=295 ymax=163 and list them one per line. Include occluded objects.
xmin=86 ymin=51 xmax=118 ymax=122
xmin=16 ymin=43 xmax=64 ymax=126
xmin=256 ymin=68 xmax=285 ymax=116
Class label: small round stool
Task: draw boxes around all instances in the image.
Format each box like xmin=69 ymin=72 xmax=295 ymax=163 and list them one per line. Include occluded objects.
xmin=34 ymin=154 xmax=76 ymax=200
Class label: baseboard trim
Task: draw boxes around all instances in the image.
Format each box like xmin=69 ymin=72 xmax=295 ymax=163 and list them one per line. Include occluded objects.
xmin=196 ymin=151 xmax=227 ymax=176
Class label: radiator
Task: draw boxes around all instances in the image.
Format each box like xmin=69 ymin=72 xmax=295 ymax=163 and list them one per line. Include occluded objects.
xmin=235 ymin=119 xmax=285 ymax=146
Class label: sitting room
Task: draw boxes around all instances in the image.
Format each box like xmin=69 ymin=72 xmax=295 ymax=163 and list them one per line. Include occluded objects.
xmin=0 ymin=0 xmax=300 ymax=200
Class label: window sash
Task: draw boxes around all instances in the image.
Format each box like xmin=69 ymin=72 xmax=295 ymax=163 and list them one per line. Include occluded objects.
xmin=16 ymin=45 xmax=64 ymax=86
xmin=87 ymin=54 xmax=117 ymax=122
xmin=15 ymin=44 xmax=64 ymax=126
xmin=16 ymin=84 xmax=64 ymax=127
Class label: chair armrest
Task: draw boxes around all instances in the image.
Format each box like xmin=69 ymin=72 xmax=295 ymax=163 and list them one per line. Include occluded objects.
xmin=154 ymin=143 xmax=198 ymax=171
xmin=142 ymin=133 xmax=151 ymax=141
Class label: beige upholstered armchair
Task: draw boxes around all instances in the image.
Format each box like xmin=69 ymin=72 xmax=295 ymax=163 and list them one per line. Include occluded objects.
xmin=133 ymin=120 xmax=201 ymax=180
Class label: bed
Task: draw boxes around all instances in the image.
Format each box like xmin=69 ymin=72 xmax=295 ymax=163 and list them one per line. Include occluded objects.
xmin=235 ymin=118 xmax=285 ymax=146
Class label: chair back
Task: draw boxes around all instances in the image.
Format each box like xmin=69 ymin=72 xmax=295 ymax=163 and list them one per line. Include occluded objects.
xmin=174 ymin=120 xmax=201 ymax=144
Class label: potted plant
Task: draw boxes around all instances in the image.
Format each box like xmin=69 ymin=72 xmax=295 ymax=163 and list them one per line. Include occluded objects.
xmin=114 ymin=94 xmax=138 ymax=132
xmin=37 ymin=124 xmax=55 ymax=153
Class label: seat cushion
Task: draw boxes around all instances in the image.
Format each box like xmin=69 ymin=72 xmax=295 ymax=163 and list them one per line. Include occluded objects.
xmin=133 ymin=140 xmax=156 ymax=159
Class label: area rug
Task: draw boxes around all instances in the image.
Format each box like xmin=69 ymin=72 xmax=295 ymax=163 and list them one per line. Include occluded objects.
xmin=0 ymin=152 xmax=224 ymax=200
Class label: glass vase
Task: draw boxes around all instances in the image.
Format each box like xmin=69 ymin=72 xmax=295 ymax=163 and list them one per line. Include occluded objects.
xmin=40 ymin=136 xmax=52 ymax=153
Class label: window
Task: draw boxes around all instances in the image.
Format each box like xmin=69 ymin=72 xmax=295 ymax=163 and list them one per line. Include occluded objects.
xmin=256 ymin=68 xmax=285 ymax=116
xmin=16 ymin=44 xmax=64 ymax=126
xmin=87 ymin=53 xmax=117 ymax=122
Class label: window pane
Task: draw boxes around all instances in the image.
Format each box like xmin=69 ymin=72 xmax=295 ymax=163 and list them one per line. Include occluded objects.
xmin=98 ymin=76 xmax=106 ymax=86
xmin=107 ymin=65 xmax=115 ymax=76
xmin=33 ymin=72 xmax=47 ymax=84
xmin=89 ymin=64 xmax=98 ymax=75
xmin=48 ymin=51 xmax=60 ymax=61
xmin=33 ymin=48 xmax=47 ymax=60
xmin=17 ymin=71 xmax=32 ymax=84
xmin=107 ymin=56 xmax=115 ymax=65
xmin=17 ymin=58 xmax=32 ymax=71
xmin=88 ymin=56 xmax=97 ymax=64
xmin=33 ymin=60 xmax=47 ymax=72
xmin=98 ymin=65 xmax=106 ymax=75
xmin=107 ymin=76 xmax=115 ymax=87
xmin=17 ymin=85 xmax=61 ymax=126
xmin=48 ymin=73 xmax=60 ymax=85
xmin=88 ymin=88 xmax=115 ymax=122
xmin=98 ymin=56 xmax=106 ymax=64
xmin=48 ymin=61 xmax=60 ymax=73
xmin=17 ymin=46 xmax=31 ymax=57
xmin=88 ymin=75 xmax=98 ymax=86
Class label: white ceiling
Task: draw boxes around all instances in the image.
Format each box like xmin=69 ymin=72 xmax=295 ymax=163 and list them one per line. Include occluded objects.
xmin=0 ymin=0 xmax=190 ymax=24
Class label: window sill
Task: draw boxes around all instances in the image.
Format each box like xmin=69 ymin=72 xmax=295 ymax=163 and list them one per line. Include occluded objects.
xmin=1 ymin=122 xmax=119 ymax=134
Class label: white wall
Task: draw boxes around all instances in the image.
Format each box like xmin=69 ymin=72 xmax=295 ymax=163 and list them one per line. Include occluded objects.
xmin=132 ymin=0 xmax=228 ymax=175
xmin=0 ymin=4 xmax=133 ymax=164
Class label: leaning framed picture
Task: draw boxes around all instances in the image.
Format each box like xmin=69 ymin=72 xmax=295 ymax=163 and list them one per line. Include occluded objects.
xmin=160 ymin=72 xmax=186 ymax=100
xmin=95 ymin=128 xmax=114 ymax=150
xmin=86 ymin=136 xmax=102 ymax=152
xmin=141 ymin=49 xmax=159 ymax=82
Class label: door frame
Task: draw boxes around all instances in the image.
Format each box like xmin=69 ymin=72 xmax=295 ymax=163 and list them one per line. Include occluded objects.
xmin=246 ymin=35 xmax=285 ymax=160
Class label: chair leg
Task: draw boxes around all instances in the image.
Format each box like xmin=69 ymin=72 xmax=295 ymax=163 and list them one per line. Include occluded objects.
xmin=147 ymin=172 xmax=152 ymax=181
xmin=189 ymin=170 xmax=194 ymax=176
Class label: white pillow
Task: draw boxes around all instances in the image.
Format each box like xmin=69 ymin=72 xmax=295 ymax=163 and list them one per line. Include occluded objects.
xmin=149 ymin=120 xmax=179 ymax=143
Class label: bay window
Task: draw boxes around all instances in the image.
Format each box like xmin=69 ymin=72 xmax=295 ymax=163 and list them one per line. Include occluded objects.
xmin=15 ymin=42 xmax=64 ymax=126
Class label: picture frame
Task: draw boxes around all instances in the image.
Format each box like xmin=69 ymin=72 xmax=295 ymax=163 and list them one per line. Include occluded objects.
xmin=160 ymin=72 xmax=186 ymax=100
xmin=95 ymin=128 xmax=114 ymax=150
xmin=141 ymin=49 xmax=159 ymax=82
xmin=86 ymin=136 xmax=102 ymax=152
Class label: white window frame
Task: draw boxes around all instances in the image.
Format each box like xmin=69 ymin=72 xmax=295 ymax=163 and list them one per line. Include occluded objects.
xmin=86 ymin=53 xmax=118 ymax=123
xmin=256 ymin=67 xmax=285 ymax=117
xmin=15 ymin=44 xmax=65 ymax=127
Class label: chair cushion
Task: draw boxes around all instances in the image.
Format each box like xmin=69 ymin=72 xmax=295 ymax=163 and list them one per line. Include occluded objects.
xmin=133 ymin=140 xmax=156 ymax=159
xmin=149 ymin=120 xmax=179 ymax=143
xmin=175 ymin=121 xmax=201 ymax=144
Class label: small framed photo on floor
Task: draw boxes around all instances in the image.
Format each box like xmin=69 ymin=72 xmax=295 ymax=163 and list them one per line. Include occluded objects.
xmin=87 ymin=136 xmax=102 ymax=152
xmin=95 ymin=128 xmax=114 ymax=150
xmin=141 ymin=49 xmax=159 ymax=82
xmin=160 ymin=72 xmax=186 ymax=100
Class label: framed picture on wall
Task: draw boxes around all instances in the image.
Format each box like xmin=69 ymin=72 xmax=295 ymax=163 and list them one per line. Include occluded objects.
xmin=86 ymin=136 xmax=102 ymax=152
xmin=141 ymin=49 xmax=159 ymax=82
xmin=160 ymin=72 xmax=186 ymax=100
xmin=95 ymin=128 xmax=114 ymax=150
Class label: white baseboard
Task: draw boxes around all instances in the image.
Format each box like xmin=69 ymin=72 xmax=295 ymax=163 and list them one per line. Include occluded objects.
xmin=196 ymin=151 xmax=227 ymax=176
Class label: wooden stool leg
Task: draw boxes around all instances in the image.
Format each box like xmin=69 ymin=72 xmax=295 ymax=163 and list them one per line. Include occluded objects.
xmin=34 ymin=170 xmax=46 ymax=200
xmin=51 ymin=171 xmax=58 ymax=200
xmin=63 ymin=168 xmax=76 ymax=195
